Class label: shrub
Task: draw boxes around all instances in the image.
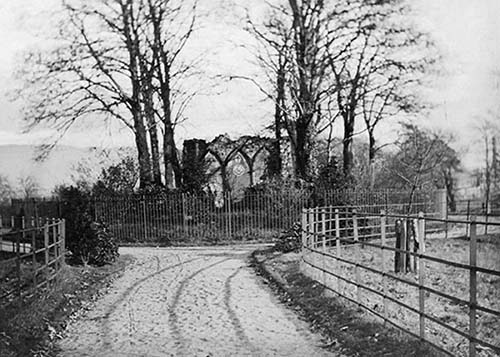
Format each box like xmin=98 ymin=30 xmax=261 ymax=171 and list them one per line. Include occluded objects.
xmin=76 ymin=221 xmax=119 ymax=266
xmin=274 ymin=222 xmax=302 ymax=253
xmin=57 ymin=185 xmax=119 ymax=266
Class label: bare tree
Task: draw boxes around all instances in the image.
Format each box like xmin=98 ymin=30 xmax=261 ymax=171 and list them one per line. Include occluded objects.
xmin=244 ymin=0 xmax=336 ymax=182
xmin=245 ymin=0 xmax=433 ymax=184
xmin=379 ymin=123 xmax=459 ymax=213
xmin=477 ymin=118 xmax=500 ymax=214
xmin=243 ymin=10 xmax=294 ymax=178
xmin=324 ymin=0 xmax=433 ymax=179
xmin=18 ymin=175 xmax=40 ymax=199
xmin=16 ymin=0 xmax=199 ymax=189
xmin=0 ymin=175 xmax=13 ymax=204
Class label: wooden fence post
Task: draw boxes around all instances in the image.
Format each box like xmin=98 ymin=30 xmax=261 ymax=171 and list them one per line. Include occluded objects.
xmin=44 ymin=223 xmax=49 ymax=279
xmin=485 ymin=201 xmax=489 ymax=235
xmin=16 ymin=231 xmax=21 ymax=301
xmin=409 ymin=219 xmax=415 ymax=272
xmin=381 ymin=210 xmax=388 ymax=325
xmin=31 ymin=228 xmax=37 ymax=291
xmin=395 ymin=219 xmax=403 ymax=273
xmin=322 ymin=208 xmax=327 ymax=287
xmin=469 ymin=216 xmax=477 ymax=357
xmin=445 ymin=194 xmax=449 ymax=239
xmin=402 ymin=217 xmax=408 ymax=272
xmin=418 ymin=212 xmax=426 ymax=340
xmin=308 ymin=208 xmax=315 ymax=251
xmin=301 ymin=208 xmax=307 ymax=255
xmin=353 ymin=210 xmax=361 ymax=304
xmin=61 ymin=219 xmax=66 ymax=264
xmin=466 ymin=200 xmax=471 ymax=237
xmin=335 ymin=208 xmax=340 ymax=292
xmin=51 ymin=218 xmax=57 ymax=270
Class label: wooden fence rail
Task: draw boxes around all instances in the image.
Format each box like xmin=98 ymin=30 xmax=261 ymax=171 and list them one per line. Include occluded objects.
xmin=301 ymin=207 xmax=500 ymax=357
xmin=0 ymin=218 xmax=65 ymax=305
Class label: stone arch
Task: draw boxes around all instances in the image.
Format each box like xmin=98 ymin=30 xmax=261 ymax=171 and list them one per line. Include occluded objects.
xmin=194 ymin=134 xmax=275 ymax=192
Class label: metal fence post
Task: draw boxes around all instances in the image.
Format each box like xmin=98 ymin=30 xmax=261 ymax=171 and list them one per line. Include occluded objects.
xmin=469 ymin=216 xmax=477 ymax=357
xmin=142 ymin=199 xmax=147 ymax=242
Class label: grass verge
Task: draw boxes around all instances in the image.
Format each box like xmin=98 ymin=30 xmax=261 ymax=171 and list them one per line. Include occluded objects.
xmin=0 ymin=255 xmax=134 ymax=357
xmin=251 ymin=248 xmax=445 ymax=357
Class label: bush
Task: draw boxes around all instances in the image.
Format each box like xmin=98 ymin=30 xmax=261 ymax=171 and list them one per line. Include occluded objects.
xmin=56 ymin=185 xmax=119 ymax=266
xmin=274 ymin=222 xmax=302 ymax=253
xmin=75 ymin=221 xmax=119 ymax=266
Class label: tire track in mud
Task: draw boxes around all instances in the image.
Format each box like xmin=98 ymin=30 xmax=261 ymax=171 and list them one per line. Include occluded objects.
xmin=59 ymin=247 xmax=337 ymax=357
xmin=100 ymin=254 xmax=202 ymax=348
xmin=223 ymin=266 xmax=258 ymax=353
xmin=167 ymin=257 xmax=233 ymax=354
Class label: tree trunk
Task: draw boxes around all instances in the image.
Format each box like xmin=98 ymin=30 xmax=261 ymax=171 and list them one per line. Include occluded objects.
xmin=133 ymin=109 xmax=153 ymax=189
xmin=444 ymin=168 xmax=456 ymax=212
xmin=294 ymin=116 xmax=312 ymax=181
xmin=143 ymin=75 xmax=162 ymax=187
xmin=164 ymin=124 xmax=182 ymax=189
xmin=368 ymin=129 xmax=376 ymax=189
xmin=269 ymin=68 xmax=285 ymax=178
xmin=122 ymin=0 xmax=153 ymax=189
xmin=343 ymin=111 xmax=355 ymax=178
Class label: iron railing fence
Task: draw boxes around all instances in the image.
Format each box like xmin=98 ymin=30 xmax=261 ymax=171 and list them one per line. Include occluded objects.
xmin=301 ymin=206 xmax=500 ymax=357
xmin=94 ymin=189 xmax=439 ymax=243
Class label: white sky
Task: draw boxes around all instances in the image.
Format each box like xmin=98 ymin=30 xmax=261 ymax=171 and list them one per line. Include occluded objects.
xmin=0 ymin=0 xmax=499 ymax=170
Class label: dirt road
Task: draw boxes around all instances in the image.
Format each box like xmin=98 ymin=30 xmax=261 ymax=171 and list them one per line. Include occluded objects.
xmin=58 ymin=246 xmax=336 ymax=356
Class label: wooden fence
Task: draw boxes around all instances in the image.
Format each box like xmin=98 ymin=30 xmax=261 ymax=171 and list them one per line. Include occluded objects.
xmin=94 ymin=189 xmax=439 ymax=243
xmin=0 ymin=219 xmax=66 ymax=305
xmin=300 ymin=207 xmax=500 ymax=356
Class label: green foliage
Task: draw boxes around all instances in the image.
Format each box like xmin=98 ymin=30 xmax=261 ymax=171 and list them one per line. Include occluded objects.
xmin=57 ymin=185 xmax=119 ymax=266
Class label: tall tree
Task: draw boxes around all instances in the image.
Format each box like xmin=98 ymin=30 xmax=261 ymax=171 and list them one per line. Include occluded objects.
xmin=245 ymin=0 xmax=335 ymax=182
xmin=377 ymin=123 xmax=459 ymax=212
xmin=244 ymin=13 xmax=293 ymax=178
xmin=246 ymin=0 xmax=432 ymax=183
xmin=16 ymin=0 xmax=198 ymax=189
xmin=324 ymin=0 xmax=432 ymax=179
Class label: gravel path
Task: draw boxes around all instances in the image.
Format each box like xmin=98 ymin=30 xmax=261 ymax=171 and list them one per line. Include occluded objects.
xmin=58 ymin=246 xmax=337 ymax=357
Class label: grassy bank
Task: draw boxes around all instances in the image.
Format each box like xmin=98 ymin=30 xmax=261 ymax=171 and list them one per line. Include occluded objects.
xmin=252 ymin=249 xmax=444 ymax=356
xmin=0 ymin=255 xmax=134 ymax=357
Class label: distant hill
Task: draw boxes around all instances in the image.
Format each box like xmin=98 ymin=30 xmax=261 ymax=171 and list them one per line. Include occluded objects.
xmin=0 ymin=145 xmax=131 ymax=196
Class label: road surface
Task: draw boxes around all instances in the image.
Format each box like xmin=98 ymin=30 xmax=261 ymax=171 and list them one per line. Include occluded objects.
xmin=58 ymin=246 xmax=336 ymax=357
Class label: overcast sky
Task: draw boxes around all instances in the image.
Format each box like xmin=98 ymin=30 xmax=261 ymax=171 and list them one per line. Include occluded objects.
xmin=0 ymin=0 xmax=499 ymax=170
